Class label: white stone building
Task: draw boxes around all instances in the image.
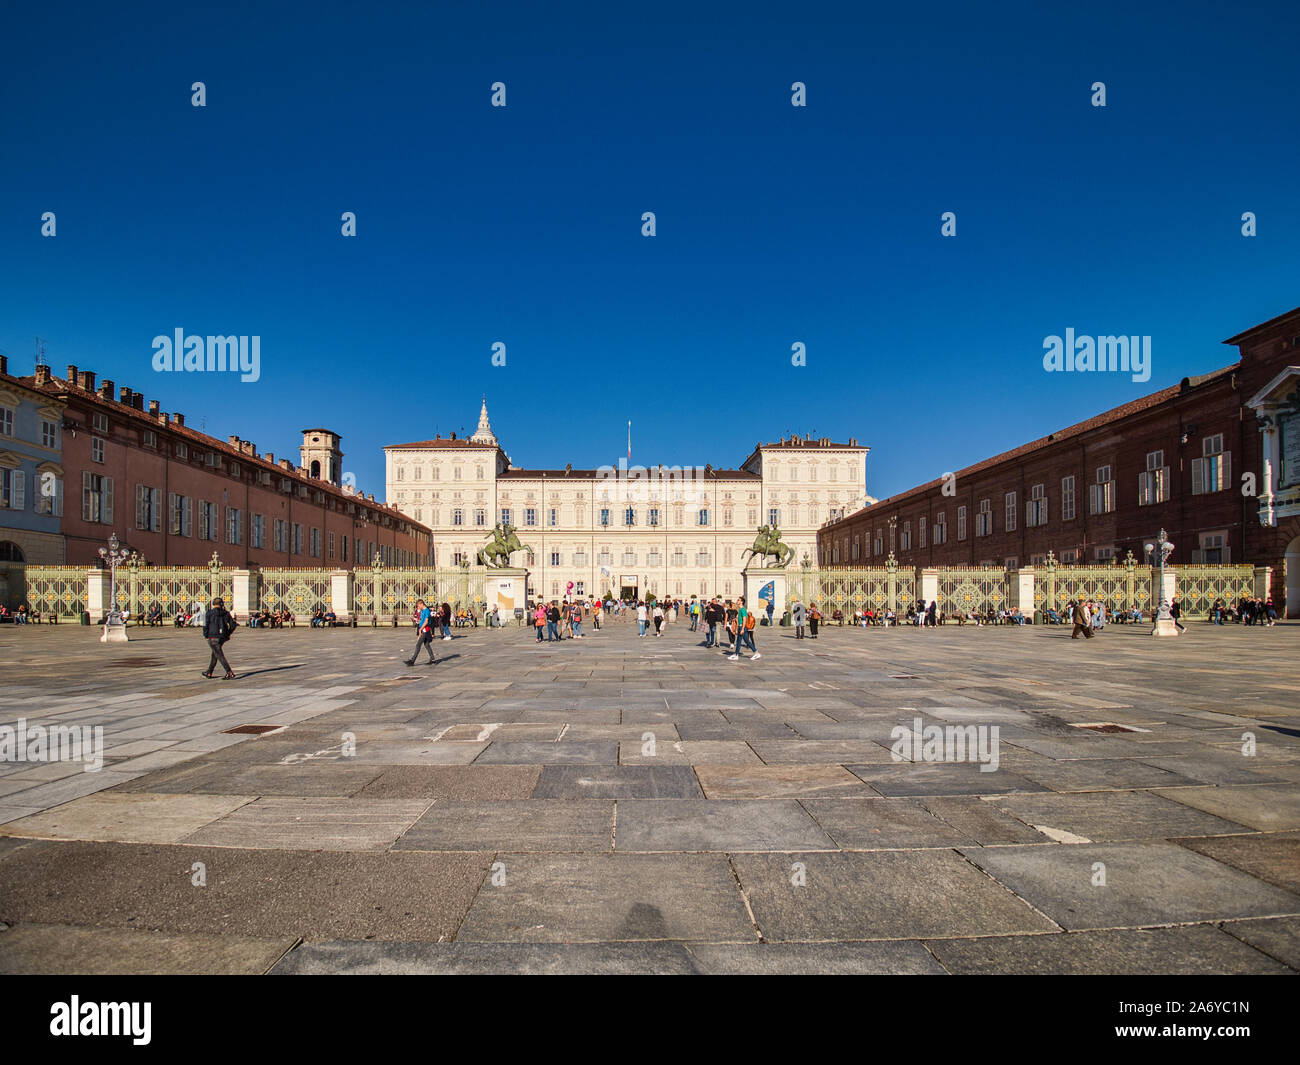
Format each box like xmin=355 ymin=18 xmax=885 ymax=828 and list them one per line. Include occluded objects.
xmin=385 ymin=400 xmax=870 ymax=601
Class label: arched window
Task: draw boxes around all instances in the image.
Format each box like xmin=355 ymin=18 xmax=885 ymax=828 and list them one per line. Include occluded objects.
xmin=310 ymin=460 xmax=321 ymax=478
xmin=0 ymin=541 xmax=25 ymax=562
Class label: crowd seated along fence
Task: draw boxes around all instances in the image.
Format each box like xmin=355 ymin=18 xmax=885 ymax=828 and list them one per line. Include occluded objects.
xmin=10 ymin=564 xmax=86 ymax=619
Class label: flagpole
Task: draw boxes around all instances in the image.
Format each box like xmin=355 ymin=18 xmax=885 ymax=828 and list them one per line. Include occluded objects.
xmin=627 ymin=421 xmax=631 ymax=463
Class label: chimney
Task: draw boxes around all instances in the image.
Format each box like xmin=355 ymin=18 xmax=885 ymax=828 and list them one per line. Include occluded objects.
xmin=99 ymin=378 xmax=114 ymax=400
xmin=35 ymin=365 xmax=51 ymax=385
xmin=132 ymin=392 xmax=144 ymax=410
xmin=174 ymin=413 xmax=185 ymax=426
xmin=67 ymin=364 xmax=78 ymax=383
xmin=0 ymin=354 xmax=6 ymax=375
xmin=449 ymin=431 xmax=456 ymax=440
xmin=265 ymin=452 xmax=274 ymax=464
xmin=229 ymin=435 xmax=241 ymax=447
xmin=119 ymin=386 xmax=131 ymax=404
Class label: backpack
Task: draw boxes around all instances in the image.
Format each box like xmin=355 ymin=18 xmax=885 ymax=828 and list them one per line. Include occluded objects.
xmin=744 ymin=612 xmax=756 ymax=631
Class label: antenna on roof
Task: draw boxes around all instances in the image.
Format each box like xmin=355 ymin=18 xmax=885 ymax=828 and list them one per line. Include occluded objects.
xmin=34 ymin=337 xmax=47 ymax=368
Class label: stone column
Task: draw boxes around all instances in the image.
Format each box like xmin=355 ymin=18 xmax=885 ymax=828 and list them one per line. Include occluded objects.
xmin=86 ymin=568 xmax=110 ymax=621
xmin=330 ymin=569 xmax=353 ymax=619
xmin=232 ymin=569 xmax=259 ymax=620
xmin=1254 ymin=565 xmax=1272 ymax=601
xmin=1152 ymin=566 xmax=1179 ymax=636
xmin=919 ymin=568 xmax=939 ymax=607
xmin=1016 ymin=567 xmax=1036 ymax=616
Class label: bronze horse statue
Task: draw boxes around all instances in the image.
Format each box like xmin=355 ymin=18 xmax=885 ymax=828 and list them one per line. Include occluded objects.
xmin=741 ymin=524 xmax=794 ymax=568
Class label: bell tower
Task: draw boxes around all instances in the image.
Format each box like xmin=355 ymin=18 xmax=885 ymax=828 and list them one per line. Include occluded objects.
xmin=300 ymin=428 xmax=343 ymax=486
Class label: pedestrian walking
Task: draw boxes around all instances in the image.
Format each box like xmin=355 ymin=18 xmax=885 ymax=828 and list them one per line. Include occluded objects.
xmin=652 ymin=600 xmax=664 ymax=636
xmin=1170 ymin=598 xmax=1186 ymax=632
xmin=728 ymin=596 xmax=760 ymax=660
xmin=201 ymin=597 xmax=238 ymax=679
xmin=808 ymin=602 xmax=821 ymax=638
xmin=704 ymin=597 xmax=722 ymax=647
xmin=636 ymin=600 xmax=648 ymax=637
xmin=792 ymin=598 xmax=806 ymax=639
xmin=404 ymin=599 xmax=437 ymax=666
xmin=533 ymin=601 xmax=547 ymax=642
xmin=1070 ymin=599 xmax=1094 ymax=639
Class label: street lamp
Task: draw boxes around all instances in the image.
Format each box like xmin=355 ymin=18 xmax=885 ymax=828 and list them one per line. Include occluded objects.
xmin=1143 ymin=528 xmax=1178 ymax=636
xmin=98 ymin=533 xmax=131 ymax=642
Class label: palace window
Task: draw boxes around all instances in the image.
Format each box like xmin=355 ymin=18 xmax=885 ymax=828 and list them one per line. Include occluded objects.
xmin=525 ymin=507 xmax=536 ymax=526
xmin=900 ymin=521 xmax=912 ymax=551
xmin=1138 ymin=451 xmax=1170 ymax=506
xmin=227 ymin=508 xmax=243 ymax=546
xmin=1089 ymin=466 xmax=1116 ymax=514
xmin=551 ymin=551 xmax=560 ymax=566
xmin=1026 ymin=484 xmax=1047 ymax=527
xmin=452 ymin=508 xmax=463 ymax=526
xmin=41 ymin=420 xmax=58 ymax=448
xmin=698 ymin=508 xmax=709 ymax=526
xmin=1061 ymin=476 xmax=1076 ymax=521
xmin=933 ymin=512 xmax=946 ymax=545
xmin=292 ymin=523 xmax=303 ymax=554
xmin=976 ymin=499 xmax=992 ymax=537
xmin=475 ymin=508 xmax=486 ymax=526
xmin=648 ymin=507 xmax=660 ymax=526
xmin=918 ymin=515 xmax=927 ymax=548
xmin=1004 ymin=491 xmax=1017 ymax=533
xmin=252 ymin=514 xmax=265 ymax=549
xmin=600 ymin=507 xmax=610 ymax=527
xmin=1192 ymin=434 xmax=1230 ymax=494
xmin=91 ymin=438 xmax=105 ymax=463
xmin=549 ymin=508 xmax=558 ymax=527
xmin=957 ymin=505 xmax=968 ymax=541
xmin=135 ymin=485 xmax=162 ymax=532
xmin=500 ymin=508 xmax=511 ymax=525
xmin=0 ymin=407 xmax=12 ymax=437
xmin=768 ymin=508 xmax=779 ymax=526
xmin=273 ymin=519 xmax=286 ymax=552
xmin=169 ymin=492 xmax=192 ymax=536
xmin=625 ymin=507 xmax=636 ymax=526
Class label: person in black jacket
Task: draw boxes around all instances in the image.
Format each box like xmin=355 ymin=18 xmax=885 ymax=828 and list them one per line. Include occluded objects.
xmin=202 ymin=597 xmax=238 ymax=679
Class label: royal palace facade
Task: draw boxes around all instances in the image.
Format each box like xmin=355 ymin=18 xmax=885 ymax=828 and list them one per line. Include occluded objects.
xmin=385 ymin=403 xmax=870 ymax=601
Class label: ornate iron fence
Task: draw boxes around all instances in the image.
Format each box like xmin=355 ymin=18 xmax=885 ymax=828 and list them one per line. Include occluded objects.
xmin=1044 ymin=551 xmax=1149 ymax=615
xmin=1174 ymin=564 xmax=1257 ymax=618
xmin=355 ymin=562 xmax=488 ymax=621
xmin=804 ymin=556 xmax=913 ymax=617
xmin=260 ymin=567 xmax=331 ymax=617
xmin=20 ymin=565 xmax=87 ymax=618
xmin=935 ymin=566 xmax=1011 ymax=617
xmin=127 ymin=554 xmax=232 ymax=618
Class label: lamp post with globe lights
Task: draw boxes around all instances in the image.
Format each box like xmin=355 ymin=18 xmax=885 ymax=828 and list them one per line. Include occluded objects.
xmin=98 ymin=533 xmax=131 ymax=643
xmin=1144 ymin=528 xmax=1179 ymax=637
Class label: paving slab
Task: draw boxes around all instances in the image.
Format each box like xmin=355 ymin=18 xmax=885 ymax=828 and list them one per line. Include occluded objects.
xmin=531 ymin=766 xmax=702 ymax=799
xmin=354 ymin=765 xmax=542 ymax=800
xmin=732 ymin=850 xmax=1059 ymax=940
xmin=615 ymin=799 xmax=836 ymax=852
xmin=456 ymin=853 xmax=756 ymax=943
xmin=1220 ymin=917 xmax=1300 ymax=970
xmin=1172 ymin=831 xmax=1300 ymax=894
xmin=269 ymin=939 xmax=703 ymax=974
xmin=618 ymin=740 xmax=761 ymax=765
xmin=685 ymin=940 xmax=948 ymax=974
xmin=475 ymin=741 xmax=619 ymax=765
xmin=1154 ymin=784 xmax=1300 ymax=832
xmin=0 ymin=792 xmax=256 ymax=844
xmin=394 ymin=799 xmax=614 ymax=852
xmin=959 ymin=841 xmax=1300 ymax=931
xmin=986 ymin=790 xmax=1252 ymax=841
xmin=749 ymin=740 xmax=896 ymax=765
xmin=925 ymin=925 xmax=1292 ymax=974
xmin=0 ymin=840 xmax=492 ymax=941
xmin=846 ymin=762 xmax=1046 ymax=797
xmin=181 ymin=797 xmax=431 ymax=851
xmin=800 ymin=798 xmax=979 ymax=849
xmin=914 ymin=796 xmax=1050 ymax=845
xmin=694 ymin=764 xmax=869 ymax=799
xmin=0 ymin=922 xmax=296 ymax=975
xmin=1015 ymin=758 xmax=1202 ymax=793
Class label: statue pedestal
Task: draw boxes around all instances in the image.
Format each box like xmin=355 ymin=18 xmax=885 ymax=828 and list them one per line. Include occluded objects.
xmin=742 ymin=567 xmax=789 ymax=625
xmin=486 ymin=568 xmax=527 ymax=624
xmin=100 ymin=615 xmax=129 ymax=643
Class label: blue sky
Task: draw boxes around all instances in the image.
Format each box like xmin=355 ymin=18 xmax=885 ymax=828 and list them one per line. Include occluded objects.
xmin=3 ymin=0 xmax=1297 ymax=500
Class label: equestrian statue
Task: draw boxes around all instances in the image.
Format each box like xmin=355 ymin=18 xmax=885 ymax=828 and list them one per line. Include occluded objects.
xmin=477 ymin=522 xmax=533 ymax=569
xmin=741 ymin=524 xmax=794 ymax=568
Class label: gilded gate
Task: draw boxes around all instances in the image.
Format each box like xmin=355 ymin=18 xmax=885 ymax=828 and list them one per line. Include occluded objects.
xmin=935 ymin=566 xmax=1011 ymax=617
xmin=21 ymin=565 xmax=86 ymax=618
xmin=260 ymin=567 xmax=331 ymax=617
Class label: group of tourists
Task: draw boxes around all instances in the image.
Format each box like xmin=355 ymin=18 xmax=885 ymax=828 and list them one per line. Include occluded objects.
xmin=1213 ymin=597 xmax=1279 ymax=626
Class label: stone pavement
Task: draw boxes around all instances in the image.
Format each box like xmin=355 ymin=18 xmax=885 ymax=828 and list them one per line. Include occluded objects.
xmin=0 ymin=615 xmax=1298 ymax=974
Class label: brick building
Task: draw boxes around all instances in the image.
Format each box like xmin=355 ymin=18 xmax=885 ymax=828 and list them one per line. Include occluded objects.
xmin=22 ymin=363 xmax=431 ymax=569
xmin=818 ymin=306 xmax=1300 ymax=614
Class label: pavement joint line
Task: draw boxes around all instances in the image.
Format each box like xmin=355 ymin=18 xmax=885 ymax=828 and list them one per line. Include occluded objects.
xmin=726 ymin=853 xmax=766 ymax=943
